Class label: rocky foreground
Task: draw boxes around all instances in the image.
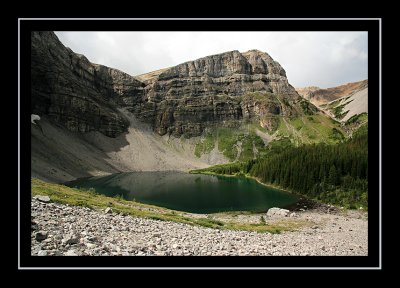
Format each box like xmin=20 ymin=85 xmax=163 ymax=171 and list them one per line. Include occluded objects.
xmin=31 ymin=198 xmax=367 ymax=256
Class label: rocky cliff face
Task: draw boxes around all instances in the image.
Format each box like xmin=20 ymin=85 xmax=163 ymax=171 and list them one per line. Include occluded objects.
xmin=32 ymin=32 xmax=304 ymax=138
xmin=31 ymin=31 xmax=144 ymax=137
xmin=130 ymin=49 xmax=302 ymax=137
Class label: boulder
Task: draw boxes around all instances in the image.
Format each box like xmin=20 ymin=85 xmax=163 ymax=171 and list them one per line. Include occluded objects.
xmin=266 ymin=207 xmax=290 ymax=217
xmin=34 ymin=195 xmax=51 ymax=203
xmin=35 ymin=231 xmax=48 ymax=241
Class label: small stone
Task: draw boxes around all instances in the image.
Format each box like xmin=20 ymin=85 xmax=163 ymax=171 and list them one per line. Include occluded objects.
xmin=105 ymin=207 xmax=112 ymax=214
xmin=62 ymin=234 xmax=79 ymax=245
xmin=34 ymin=195 xmax=51 ymax=203
xmin=35 ymin=231 xmax=48 ymax=241
xmin=289 ymin=212 xmax=297 ymax=217
xmin=38 ymin=250 xmax=48 ymax=256
xmin=87 ymin=236 xmax=98 ymax=242
xmin=31 ymin=221 xmax=38 ymax=231
xmin=86 ymin=243 xmax=96 ymax=249
xmin=172 ymin=244 xmax=180 ymax=249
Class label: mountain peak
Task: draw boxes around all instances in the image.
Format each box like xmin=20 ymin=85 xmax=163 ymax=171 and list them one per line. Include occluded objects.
xmin=242 ymin=49 xmax=266 ymax=55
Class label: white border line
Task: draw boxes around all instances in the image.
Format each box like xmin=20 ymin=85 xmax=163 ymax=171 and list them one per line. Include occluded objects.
xmin=379 ymin=17 xmax=382 ymax=269
xmin=18 ymin=17 xmax=21 ymax=269
xmin=19 ymin=18 xmax=382 ymax=20
xmin=20 ymin=17 xmax=381 ymax=270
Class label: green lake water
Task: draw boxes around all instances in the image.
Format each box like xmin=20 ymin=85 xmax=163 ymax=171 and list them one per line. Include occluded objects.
xmin=66 ymin=171 xmax=299 ymax=214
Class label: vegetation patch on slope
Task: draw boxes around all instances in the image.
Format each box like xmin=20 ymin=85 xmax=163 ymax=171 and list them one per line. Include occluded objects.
xmin=345 ymin=112 xmax=368 ymax=126
xmin=194 ymin=132 xmax=215 ymax=157
xmin=275 ymin=114 xmax=345 ymax=145
xmin=194 ymin=126 xmax=269 ymax=161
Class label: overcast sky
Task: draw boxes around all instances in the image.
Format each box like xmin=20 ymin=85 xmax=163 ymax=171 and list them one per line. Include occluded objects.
xmin=55 ymin=31 xmax=367 ymax=88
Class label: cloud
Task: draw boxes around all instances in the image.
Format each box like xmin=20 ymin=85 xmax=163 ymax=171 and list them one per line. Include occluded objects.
xmin=55 ymin=31 xmax=367 ymax=88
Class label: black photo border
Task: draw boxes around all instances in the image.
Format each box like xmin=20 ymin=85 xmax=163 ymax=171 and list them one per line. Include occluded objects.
xmin=18 ymin=18 xmax=381 ymax=270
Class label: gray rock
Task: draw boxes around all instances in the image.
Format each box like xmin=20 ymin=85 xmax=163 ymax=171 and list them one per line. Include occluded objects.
xmin=62 ymin=234 xmax=79 ymax=245
xmin=31 ymin=220 xmax=38 ymax=231
xmin=35 ymin=231 xmax=48 ymax=241
xmin=105 ymin=207 xmax=112 ymax=214
xmin=34 ymin=195 xmax=51 ymax=203
xmin=87 ymin=236 xmax=98 ymax=242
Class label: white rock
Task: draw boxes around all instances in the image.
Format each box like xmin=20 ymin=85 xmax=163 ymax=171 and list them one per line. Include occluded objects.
xmin=31 ymin=114 xmax=40 ymax=124
xmin=267 ymin=207 xmax=290 ymax=217
xmin=38 ymin=250 xmax=48 ymax=256
xmin=86 ymin=243 xmax=96 ymax=249
xmin=34 ymin=195 xmax=51 ymax=203
xmin=64 ymin=250 xmax=78 ymax=256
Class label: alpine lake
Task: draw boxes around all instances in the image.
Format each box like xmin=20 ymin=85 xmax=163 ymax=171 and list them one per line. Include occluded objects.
xmin=66 ymin=171 xmax=299 ymax=214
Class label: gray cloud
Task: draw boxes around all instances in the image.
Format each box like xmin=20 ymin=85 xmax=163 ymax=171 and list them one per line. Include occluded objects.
xmin=55 ymin=31 xmax=367 ymax=88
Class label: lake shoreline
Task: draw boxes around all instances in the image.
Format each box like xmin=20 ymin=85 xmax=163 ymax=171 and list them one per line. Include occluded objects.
xmin=65 ymin=171 xmax=299 ymax=214
xmin=190 ymin=171 xmax=338 ymax=214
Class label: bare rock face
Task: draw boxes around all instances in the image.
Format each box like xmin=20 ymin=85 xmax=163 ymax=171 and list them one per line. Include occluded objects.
xmin=31 ymin=31 xmax=144 ymax=137
xmin=31 ymin=32 xmax=304 ymax=138
xmin=132 ymin=49 xmax=302 ymax=136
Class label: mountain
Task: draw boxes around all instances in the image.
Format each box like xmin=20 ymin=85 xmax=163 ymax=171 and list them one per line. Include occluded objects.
xmin=296 ymin=80 xmax=368 ymax=107
xmin=319 ymin=84 xmax=368 ymax=122
xmin=31 ymin=31 xmax=345 ymax=183
xmin=296 ymin=80 xmax=368 ymax=128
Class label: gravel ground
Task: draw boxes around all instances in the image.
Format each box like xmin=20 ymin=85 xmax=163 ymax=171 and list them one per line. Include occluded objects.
xmin=31 ymin=198 xmax=367 ymax=256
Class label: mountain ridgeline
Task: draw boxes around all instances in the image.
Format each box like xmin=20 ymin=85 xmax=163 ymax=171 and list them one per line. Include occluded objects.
xmin=31 ymin=31 xmax=314 ymax=139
